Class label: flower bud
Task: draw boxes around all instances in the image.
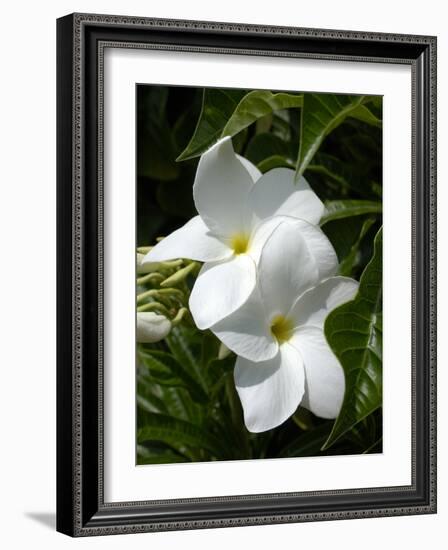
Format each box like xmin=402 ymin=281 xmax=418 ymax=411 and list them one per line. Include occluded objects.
xmin=137 ymin=312 xmax=171 ymax=343
xmin=160 ymin=262 xmax=197 ymax=287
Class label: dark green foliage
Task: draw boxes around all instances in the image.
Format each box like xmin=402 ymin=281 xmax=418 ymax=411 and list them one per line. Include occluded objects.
xmin=323 ymin=228 xmax=383 ymax=449
xmin=136 ymin=84 xmax=383 ymax=464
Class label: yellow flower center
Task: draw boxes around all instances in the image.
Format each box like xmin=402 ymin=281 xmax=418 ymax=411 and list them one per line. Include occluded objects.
xmin=230 ymin=233 xmax=250 ymax=255
xmin=270 ymin=315 xmax=294 ymax=343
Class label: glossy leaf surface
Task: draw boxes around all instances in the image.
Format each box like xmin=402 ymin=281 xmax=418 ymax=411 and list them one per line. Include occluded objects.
xmin=323 ymin=228 xmax=383 ymax=449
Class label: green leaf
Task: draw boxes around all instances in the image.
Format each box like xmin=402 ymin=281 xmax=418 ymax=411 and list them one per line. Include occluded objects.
xmin=296 ymin=94 xmax=368 ymax=179
xmin=245 ymin=133 xmax=289 ymax=165
xmin=137 ymin=87 xmax=180 ymax=181
xmin=136 ymin=391 xmax=168 ymax=415
xmin=320 ymin=200 xmax=382 ymax=225
xmin=165 ymin=325 xmax=206 ymax=388
xmin=137 ymin=375 xmax=189 ymax=421
xmin=257 ymin=155 xmax=295 ymax=173
xmin=349 ymin=104 xmax=382 ymax=128
xmin=200 ymin=331 xmax=220 ymax=370
xmin=138 ymin=349 xmax=209 ymax=403
xmin=206 ymin=355 xmax=236 ymax=390
xmin=363 ymin=437 xmax=383 ymax=454
xmin=137 ymin=412 xmax=226 ymax=457
xmin=177 ymin=90 xmax=302 ymax=161
xmin=292 ymin=407 xmax=315 ymax=431
xmin=159 ymin=387 xmax=192 ymax=422
xmin=321 ymin=216 xmax=372 ymax=269
xmin=176 ymin=89 xmax=247 ymax=161
xmin=338 ymin=217 xmax=376 ymax=276
xmin=307 ymin=152 xmax=381 ymax=199
xmin=172 ymin=90 xmax=203 ymax=154
xmin=137 ymin=443 xmax=188 ymax=465
xmin=277 ymin=422 xmax=333 ymax=458
xmin=323 ymin=227 xmax=383 ymax=449
xmin=221 ymin=91 xmax=303 ymax=138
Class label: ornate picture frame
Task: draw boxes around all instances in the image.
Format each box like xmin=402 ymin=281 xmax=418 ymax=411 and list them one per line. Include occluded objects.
xmin=56 ymin=13 xmax=436 ymax=536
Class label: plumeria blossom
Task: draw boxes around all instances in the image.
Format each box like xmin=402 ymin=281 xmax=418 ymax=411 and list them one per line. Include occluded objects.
xmin=211 ymin=219 xmax=359 ymax=433
xmin=137 ymin=253 xmax=162 ymax=274
xmin=142 ymin=136 xmax=326 ymax=330
xmin=137 ymin=312 xmax=172 ymax=343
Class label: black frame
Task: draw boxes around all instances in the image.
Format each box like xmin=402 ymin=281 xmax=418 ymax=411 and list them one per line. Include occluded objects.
xmin=57 ymin=13 xmax=437 ymax=536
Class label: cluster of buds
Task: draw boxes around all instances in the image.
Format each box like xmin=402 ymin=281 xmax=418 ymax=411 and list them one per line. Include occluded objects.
xmin=136 ymin=245 xmax=198 ymax=343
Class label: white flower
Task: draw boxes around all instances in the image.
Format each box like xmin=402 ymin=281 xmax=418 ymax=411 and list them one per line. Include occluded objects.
xmin=137 ymin=253 xmax=162 ymax=274
xmin=137 ymin=312 xmax=172 ymax=343
xmin=210 ymin=219 xmax=359 ymax=432
xmin=143 ymin=137 xmax=325 ymax=329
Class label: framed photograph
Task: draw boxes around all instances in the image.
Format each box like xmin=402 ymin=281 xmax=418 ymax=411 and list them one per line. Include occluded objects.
xmin=56 ymin=13 xmax=437 ymax=536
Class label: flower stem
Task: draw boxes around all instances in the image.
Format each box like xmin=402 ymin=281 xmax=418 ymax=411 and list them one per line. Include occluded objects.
xmin=136 ymin=289 xmax=159 ymax=303
xmin=137 ymin=302 xmax=170 ymax=315
xmin=155 ymin=287 xmax=185 ymax=297
xmin=136 ymin=272 xmax=164 ymax=285
xmin=136 ymin=287 xmax=184 ymax=304
xmin=171 ymin=307 xmax=189 ymax=326
xmin=160 ymin=262 xmax=197 ymax=287
xmin=292 ymin=408 xmax=314 ymax=431
xmin=159 ymin=259 xmax=184 ymax=269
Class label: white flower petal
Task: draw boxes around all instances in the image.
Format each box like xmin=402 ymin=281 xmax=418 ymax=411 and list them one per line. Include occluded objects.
xmin=189 ymin=254 xmax=256 ymax=329
xmin=289 ymin=276 xmax=359 ymax=329
xmin=235 ymin=343 xmax=305 ymax=433
xmin=248 ymin=168 xmax=325 ymax=225
xmin=137 ymin=253 xmax=163 ymax=274
xmin=210 ymin=286 xmax=278 ymax=362
xmin=193 ymin=137 xmax=254 ymax=236
xmin=236 ymin=154 xmax=262 ymax=183
xmin=296 ymin=219 xmax=338 ymax=280
xmin=289 ymin=326 xmax=345 ymax=419
xmin=142 ymin=216 xmax=232 ymax=264
xmin=257 ymin=219 xmax=318 ymax=318
xmin=136 ymin=312 xmax=171 ymax=343
xmin=247 ymin=215 xmax=290 ymax=264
